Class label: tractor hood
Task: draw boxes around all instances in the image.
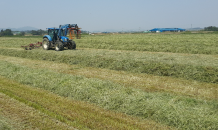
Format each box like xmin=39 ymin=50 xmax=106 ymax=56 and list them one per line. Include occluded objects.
xmin=60 ymin=36 xmax=69 ymax=42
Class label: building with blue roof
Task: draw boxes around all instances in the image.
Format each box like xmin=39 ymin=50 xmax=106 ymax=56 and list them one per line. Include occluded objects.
xmin=150 ymin=28 xmax=185 ymax=32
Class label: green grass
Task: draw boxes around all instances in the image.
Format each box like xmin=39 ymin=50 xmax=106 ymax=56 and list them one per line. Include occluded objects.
xmin=0 ymin=48 xmax=218 ymax=83
xmin=1 ymin=34 xmax=218 ymax=129
xmin=0 ymin=37 xmax=41 ymax=48
xmin=75 ymin=33 xmax=218 ymax=54
xmin=0 ymin=92 xmax=78 ymax=130
xmin=1 ymin=55 xmax=218 ymax=100
xmin=0 ymin=76 xmax=170 ymax=130
xmin=1 ymin=33 xmax=218 ymax=54
xmin=0 ymin=116 xmax=12 ymax=130
xmin=0 ymin=61 xmax=218 ymax=129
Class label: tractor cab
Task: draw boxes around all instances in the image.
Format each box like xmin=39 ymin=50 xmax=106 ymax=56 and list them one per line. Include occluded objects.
xmin=47 ymin=28 xmax=60 ymax=42
xmin=47 ymin=28 xmax=69 ymax=43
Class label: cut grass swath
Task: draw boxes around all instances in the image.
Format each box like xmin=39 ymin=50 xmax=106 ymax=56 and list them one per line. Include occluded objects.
xmin=0 ymin=48 xmax=218 ymax=83
xmin=0 ymin=115 xmax=12 ymax=130
xmin=76 ymin=33 xmax=218 ymax=54
xmin=1 ymin=33 xmax=218 ymax=54
xmin=0 ymin=93 xmax=75 ymax=130
xmin=0 ymin=61 xmax=218 ymax=129
xmin=0 ymin=76 xmax=169 ymax=130
xmin=1 ymin=55 xmax=218 ymax=100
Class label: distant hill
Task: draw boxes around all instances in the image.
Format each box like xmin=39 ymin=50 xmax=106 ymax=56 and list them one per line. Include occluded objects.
xmin=0 ymin=26 xmax=39 ymax=31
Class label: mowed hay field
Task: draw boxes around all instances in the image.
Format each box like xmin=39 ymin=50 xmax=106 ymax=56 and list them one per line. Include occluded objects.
xmin=0 ymin=33 xmax=218 ymax=129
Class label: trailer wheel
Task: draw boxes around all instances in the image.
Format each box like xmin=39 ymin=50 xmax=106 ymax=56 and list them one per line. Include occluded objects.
xmin=68 ymin=41 xmax=76 ymax=49
xmin=42 ymin=38 xmax=50 ymax=50
xmin=55 ymin=41 xmax=63 ymax=51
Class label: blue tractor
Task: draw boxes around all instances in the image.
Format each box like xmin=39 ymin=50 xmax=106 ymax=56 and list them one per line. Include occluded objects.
xmin=42 ymin=24 xmax=80 ymax=51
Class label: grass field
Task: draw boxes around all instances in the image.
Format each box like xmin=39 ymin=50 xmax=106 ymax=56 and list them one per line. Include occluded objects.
xmin=0 ymin=33 xmax=218 ymax=129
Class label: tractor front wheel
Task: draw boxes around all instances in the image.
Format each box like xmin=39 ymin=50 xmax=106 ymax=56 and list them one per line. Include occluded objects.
xmin=55 ymin=41 xmax=64 ymax=51
xmin=42 ymin=38 xmax=50 ymax=50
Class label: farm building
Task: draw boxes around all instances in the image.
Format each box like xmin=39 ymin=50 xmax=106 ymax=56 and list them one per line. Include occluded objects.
xmin=150 ymin=28 xmax=185 ymax=32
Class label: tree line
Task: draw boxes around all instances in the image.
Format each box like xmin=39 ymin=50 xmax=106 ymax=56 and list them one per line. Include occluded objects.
xmin=30 ymin=29 xmax=47 ymax=35
xmin=0 ymin=29 xmax=47 ymax=36
xmin=0 ymin=29 xmax=25 ymax=36
xmin=0 ymin=29 xmax=14 ymax=36
xmin=204 ymin=26 xmax=218 ymax=31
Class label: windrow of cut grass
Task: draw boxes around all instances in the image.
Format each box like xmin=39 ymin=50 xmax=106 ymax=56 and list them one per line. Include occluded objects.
xmin=0 ymin=61 xmax=218 ymax=129
xmin=75 ymin=33 xmax=218 ymax=54
xmin=0 ymin=92 xmax=75 ymax=130
xmin=1 ymin=33 xmax=218 ymax=54
xmin=0 ymin=48 xmax=218 ymax=83
xmin=1 ymin=55 xmax=218 ymax=100
xmin=0 ymin=76 xmax=164 ymax=130
xmin=0 ymin=115 xmax=12 ymax=130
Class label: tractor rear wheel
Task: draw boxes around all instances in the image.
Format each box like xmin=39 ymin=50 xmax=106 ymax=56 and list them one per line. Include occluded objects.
xmin=72 ymin=41 xmax=76 ymax=49
xmin=42 ymin=38 xmax=50 ymax=50
xmin=68 ymin=41 xmax=76 ymax=50
xmin=55 ymin=41 xmax=63 ymax=51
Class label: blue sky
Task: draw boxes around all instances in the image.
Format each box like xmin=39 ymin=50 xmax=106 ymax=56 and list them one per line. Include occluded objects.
xmin=0 ymin=0 xmax=218 ymax=31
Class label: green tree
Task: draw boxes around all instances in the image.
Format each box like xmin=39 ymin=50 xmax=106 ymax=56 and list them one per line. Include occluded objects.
xmin=31 ymin=30 xmax=38 ymax=35
xmin=3 ymin=29 xmax=13 ymax=36
xmin=31 ymin=30 xmax=41 ymax=35
xmin=19 ymin=31 xmax=25 ymax=36
xmin=204 ymin=26 xmax=218 ymax=31
xmin=31 ymin=29 xmax=47 ymax=35
xmin=0 ymin=29 xmax=4 ymax=36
